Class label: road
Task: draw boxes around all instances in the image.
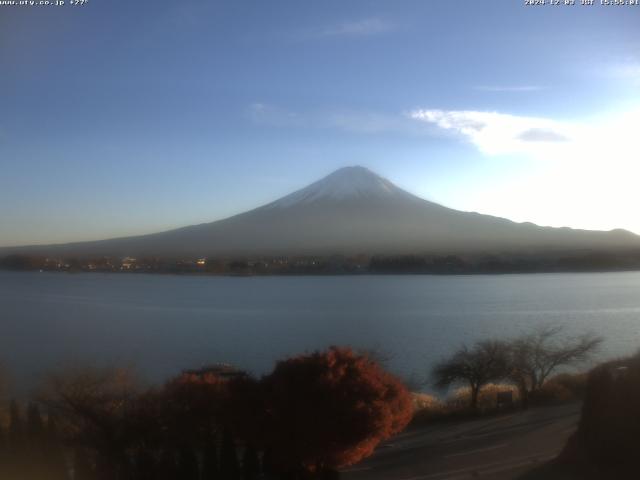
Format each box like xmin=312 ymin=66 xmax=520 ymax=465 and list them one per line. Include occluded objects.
xmin=342 ymin=403 xmax=581 ymax=480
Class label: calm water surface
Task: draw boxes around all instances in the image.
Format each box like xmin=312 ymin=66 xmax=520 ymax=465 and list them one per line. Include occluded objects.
xmin=1 ymin=271 xmax=640 ymax=390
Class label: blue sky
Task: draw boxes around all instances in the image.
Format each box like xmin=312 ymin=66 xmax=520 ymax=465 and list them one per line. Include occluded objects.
xmin=1 ymin=0 xmax=639 ymax=246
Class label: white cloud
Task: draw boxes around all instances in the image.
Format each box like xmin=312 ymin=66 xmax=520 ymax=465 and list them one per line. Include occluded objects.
xmin=409 ymin=109 xmax=578 ymax=157
xmin=410 ymin=107 xmax=640 ymax=233
xmin=516 ymin=128 xmax=569 ymax=143
xmin=320 ymin=17 xmax=395 ymax=37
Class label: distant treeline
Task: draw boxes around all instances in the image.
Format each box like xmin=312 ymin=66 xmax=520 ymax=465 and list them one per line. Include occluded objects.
xmin=2 ymin=250 xmax=640 ymax=276
xmin=369 ymin=251 xmax=640 ymax=274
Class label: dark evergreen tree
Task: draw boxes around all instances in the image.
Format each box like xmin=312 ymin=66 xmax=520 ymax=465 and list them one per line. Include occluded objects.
xmin=261 ymin=448 xmax=278 ymax=480
xmin=176 ymin=445 xmax=199 ymax=480
xmin=27 ymin=402 xmax=46 ymax=451
xmin=135 ymin=448 xmax=156 ymax=480
xmin=242 ymin=444 xmax=260 ymax=480
xmin=95 ymin=451 xmax=121 ymax=480
xmin=8 ymin=399 xmax=26 ymax=475
xmin=0 ymin=422 xmax=7 ymax=480
xmin=157 ymin=449 xmax=178 ymax=480
xmin=202 ymin=435 xmax=219 ymax=479
xmin=24 ymin=405 xmax=48 ymax=480
xmin=319 ymin=467 xmax=340 ymax=479
xmin=219 ymin=428 xmax=240 ymax=480
xmin=8 ymin=399 xmax=24 ymax=450
xmin=45 ymin=413 xmax=68 ymax=480
xmin=261 ymin=448 xmax=284 ymax=479
xmin=74 ymin=446 xmax=95 ymax=480
xmin=116 ymin=455 xmax=134 ymax=480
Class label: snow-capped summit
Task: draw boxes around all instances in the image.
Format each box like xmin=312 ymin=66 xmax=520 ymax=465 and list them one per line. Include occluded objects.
xmin=4 ymin=166 xmax=639 ymax=257
xmin=266 ymin=166 xmax=412 ymax=208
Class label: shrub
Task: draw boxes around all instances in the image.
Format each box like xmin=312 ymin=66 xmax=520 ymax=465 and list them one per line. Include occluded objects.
xmin=411 ymin=393 xmax=445 ymax=423
xmin=531 ymin=382 xmax=573 ymax=405
xmin=532 ymin=372 xmax=587 ymax=405
xmin=412 ymin=392 xmax=443 ymax=412
xmin=548 ymin=372 xmax=588 ymax=398
xmin=448 ymin=383 xmax=519 ymax=412
xmin=257 ymin=346 xmax=413 ymax=473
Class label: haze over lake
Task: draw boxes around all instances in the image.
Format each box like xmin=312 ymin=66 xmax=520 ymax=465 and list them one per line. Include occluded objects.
xmin=2 ymin=271 xmax=640 ymax=392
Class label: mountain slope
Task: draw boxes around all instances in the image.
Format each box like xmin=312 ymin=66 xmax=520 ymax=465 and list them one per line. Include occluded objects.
xmin=3 ymin=166 xmax=639 ymax=257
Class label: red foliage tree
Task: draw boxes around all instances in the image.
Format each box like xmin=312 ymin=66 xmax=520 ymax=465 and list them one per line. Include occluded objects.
xmin=160 ymin=365 xmax=246 ymax=446
xmin=258 ymin=346 xmax=413 ymax=473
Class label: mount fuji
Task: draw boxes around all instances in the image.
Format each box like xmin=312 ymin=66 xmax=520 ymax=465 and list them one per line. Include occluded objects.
xmin=3 ymin=166 xmax=639 ymax=258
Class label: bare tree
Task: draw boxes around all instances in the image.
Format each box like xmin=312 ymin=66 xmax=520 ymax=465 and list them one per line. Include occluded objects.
xmin=506 ymin=325 xmax=603 ymax=407
xmin=39 ymin=365 xmax=142 ymax=478
xmin=432 ymin=340 xmax=509 ymax=410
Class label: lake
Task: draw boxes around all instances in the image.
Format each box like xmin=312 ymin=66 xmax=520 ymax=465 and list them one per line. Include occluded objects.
xmin=1 ymin=270 xmax=640 ymax=392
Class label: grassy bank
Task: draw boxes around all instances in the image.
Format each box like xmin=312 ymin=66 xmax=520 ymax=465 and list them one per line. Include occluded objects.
xmin=411 ymin=372 xmax=587 ymax=426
